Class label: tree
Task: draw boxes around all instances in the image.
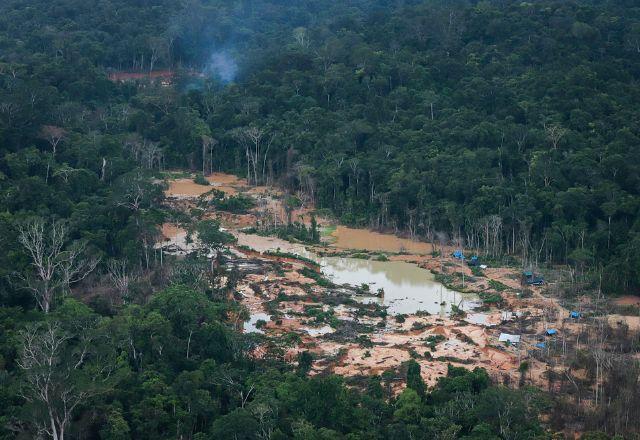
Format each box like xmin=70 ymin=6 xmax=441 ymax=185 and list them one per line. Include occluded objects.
xmin=210 ymin=408 xmax=259 ymax=440
xmin=405 ymin=360 xmax=425 ymax=397
xmin=39 ymin=125 xmax=66 ymax=184
xmin=233 ymin=126 xmax=274 ymax=185
xmin=99 ymin=409 xmax=131 ymax=440
xmin=392 ymin=388 xmax=422 ymax=425
xmin=544 ymin=123 xmax=566 ymax=151
xmin=107 ymin=259 xmax=133 ymax=303
xmin=17 ymin=219 xmax=98 ymax=313
xmin=297 ymin=351 xmax=313 ymax=375
xmin=18 ymin=317 xmax=117 ymax=440
xmin=196 ymin=220 xmax=235 ymax=254
xmin=201 ymin=135 xmax=217 ymax=176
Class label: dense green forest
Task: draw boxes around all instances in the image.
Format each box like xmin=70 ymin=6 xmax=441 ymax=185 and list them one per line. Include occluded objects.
xmin=2 ymin=0 xmax=639 ymax=292
xmin=0 ymin=0 xmax=639 ymax=438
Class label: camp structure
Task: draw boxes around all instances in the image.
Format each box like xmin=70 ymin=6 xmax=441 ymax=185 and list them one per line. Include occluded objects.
xmin=452 ymin=249 xmax=465 ymax=259
xmin=467 ymin=255 xmax=479 ymax=266
xmin=498 ymin=333 xmax=521 ymax=345
xmin=545 ymin=328 xmax=558 ymax=336
xmin=522 ymin=271 xmax=544 ymax=286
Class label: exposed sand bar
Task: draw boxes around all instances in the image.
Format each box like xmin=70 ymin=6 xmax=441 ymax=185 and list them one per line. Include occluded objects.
xmin=331 ymin=226 xmax=435 ymax=254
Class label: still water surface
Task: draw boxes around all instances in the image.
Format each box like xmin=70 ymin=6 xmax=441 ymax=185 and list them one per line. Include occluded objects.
xmin=234 ymin=232 xmax=479 ymax=318
xmin=319 ymin=257 xmax=478 ymax=315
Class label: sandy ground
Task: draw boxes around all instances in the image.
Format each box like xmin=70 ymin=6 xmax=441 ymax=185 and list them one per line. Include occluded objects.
xmin=206 ymin=172 xmax=244 ymax=185
xmin=157 ymin=223 xmax=198 ymax=253
xmin=331 ymin=226 xmax=435 ymax=254
xmin=165 ymin=178 xmax=213 ymax=198
xmin=164 ymin=173 xmax=245 ymax=199
xmin=612 ymin=295 xmax=640 ymax=307
xmin=607 ymin=314 xmax=640 ymax=330
xmin=160 ymin=171 xmax=624 ymax=395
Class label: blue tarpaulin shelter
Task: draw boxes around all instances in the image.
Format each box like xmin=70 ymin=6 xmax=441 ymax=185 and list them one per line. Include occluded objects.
xmin=546 ymin=329 xmax=558 ymax=336
xmin=570 ymin=311 xmax=581 ymax=319
xmin=535 ymin=342 xmax=546 ymax=349
xmin=452 ymin=250 xmax=464 ymax=259
xmin=468 ymin=256 xmax=479 ymax=266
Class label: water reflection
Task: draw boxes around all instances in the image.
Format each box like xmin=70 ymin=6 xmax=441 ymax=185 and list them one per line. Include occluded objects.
xmin=234 ymin=232 xmax=478 ymax=316
xmin=319 ymin=257 xmax=478 ymax=315
xmin=302 ymin=325 xmax=334 ymax=336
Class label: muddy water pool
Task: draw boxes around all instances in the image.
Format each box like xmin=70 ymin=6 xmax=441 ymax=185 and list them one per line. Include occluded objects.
xmin=235 ymin=232 xmax=478 ymax=316
xmin=319 ymin=257 xmax=479 ymax=315
xmin=245 ymin=312 xmax=270 ymax=333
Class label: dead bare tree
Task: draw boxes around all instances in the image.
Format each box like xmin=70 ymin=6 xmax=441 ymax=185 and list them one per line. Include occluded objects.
xmin=544 ymin=123 xmax=567 ymax=150
xmin=145 ymin=141 xmax=163 ymax=170
xmin=39 ymin=125 xmax=67 ymax=184
xmin=126 ymin=138 xmax=163 ymax=170
xmin=293 ymin=27 xmax=310 ymax=49
xmin=147 ymin=37 xmax=167 ymax=73
xmin=116 ymin=173 xmax=150 ymax=217
xmin=107 ymin=259 xmax=133 ymax=302
xmin=201 ymin=135 xmax=217 ymax=175
xmin=60 ymin=242 xmax=99 ymax=294
xmin=18 ymin=322 xmax=91 ymax=440
xmin=233 ymin=126 xmax=274 ymax=185
xmin=201 ymin=85 xmax=222 ymax=118
xmin=100 ymin=157 xmax=107 ymax=181
xmin=17 ymin=219 xmax=98 ymax=313
xmin=248 ymin=401 xmax=276 ymax=440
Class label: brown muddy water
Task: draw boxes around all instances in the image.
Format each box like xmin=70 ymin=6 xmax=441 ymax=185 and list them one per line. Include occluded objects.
xmin=234 ymin=232 xmax=479 ymax=316
xmin=319 ymin=257 xmax=479 ymax=315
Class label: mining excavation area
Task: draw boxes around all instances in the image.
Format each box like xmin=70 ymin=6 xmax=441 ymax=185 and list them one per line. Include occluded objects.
xmin=159 ymin=171 xmax=639 ymax=391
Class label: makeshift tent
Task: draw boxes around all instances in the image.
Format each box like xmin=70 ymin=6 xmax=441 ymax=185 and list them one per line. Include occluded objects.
xmin=467 ymin=256 xmax=479 ymax=266
xmin=546 ymin=329 xmax=558 ymax=336
xmin=452 ymin=250 xmax=464 ymax=259
xmin=570 ymin=311 xmax=581 ymax=319
xmin=527 ymin=277 xmax=544 ymax=286
xmin=499 ymin=333 xmax=521 ymax=344
xmin=501 ymin=311 xmax=514 ymax=321
xmin=535 ymin=342 xmax=546 ymax=349
xmin=522 ymin=271 xmax=544 ymax=285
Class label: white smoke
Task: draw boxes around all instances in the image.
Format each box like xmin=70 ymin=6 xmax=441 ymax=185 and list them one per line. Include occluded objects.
xmin=206 ymin=50 xmax=238 ymax=83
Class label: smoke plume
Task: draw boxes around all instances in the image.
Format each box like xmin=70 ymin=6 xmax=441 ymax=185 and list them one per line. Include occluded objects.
xmin=206 ymin=50 xmax=238 ymax=83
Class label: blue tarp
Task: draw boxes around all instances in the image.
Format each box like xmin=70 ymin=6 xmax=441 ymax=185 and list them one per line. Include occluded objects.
xmin=546 ymin=329 xmax=558 ymax=336
xmin=535 ymin=342 xmax=546 ymax=349
xmin=570 ymin=311 xmax=581 ymax=319
xmin=452 ymin=250 xmax=464 ymax=259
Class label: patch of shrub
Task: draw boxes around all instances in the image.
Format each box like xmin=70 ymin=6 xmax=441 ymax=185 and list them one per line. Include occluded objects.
xmin=488 ymin=279 xmax=509 ymax=292
xmin=299 ymin=267 xmax=334 ymax=287
xmin=193 ymin=174 xmax=209 ymax=185
xmin=212 ymin=194 xmax=256 ymax=213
